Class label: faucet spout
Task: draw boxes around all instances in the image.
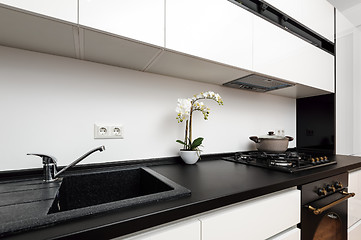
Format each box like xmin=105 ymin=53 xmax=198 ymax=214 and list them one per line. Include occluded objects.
xmin=54 ymin=145 xmax=105 ymax=178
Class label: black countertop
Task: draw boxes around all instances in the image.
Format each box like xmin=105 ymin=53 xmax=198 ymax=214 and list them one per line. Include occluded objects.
xmin=1 ymin=154 xmax=361 ymax=239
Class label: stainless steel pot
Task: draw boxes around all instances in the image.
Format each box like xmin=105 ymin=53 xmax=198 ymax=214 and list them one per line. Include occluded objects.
xmin=249 ymin=131 xmax=294 ymax=152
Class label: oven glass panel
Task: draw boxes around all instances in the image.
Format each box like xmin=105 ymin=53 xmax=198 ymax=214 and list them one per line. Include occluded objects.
xmin=313 ymin=212 xmax=343 ymax=240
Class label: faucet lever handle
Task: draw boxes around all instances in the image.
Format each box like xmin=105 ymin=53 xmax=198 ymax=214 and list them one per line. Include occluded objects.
xmin=27 ymin=153 xmax=57 ymax=165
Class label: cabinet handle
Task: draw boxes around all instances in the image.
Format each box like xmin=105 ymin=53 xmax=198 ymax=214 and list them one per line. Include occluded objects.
xmin=306 ymin=191 xmax=355 ymax=215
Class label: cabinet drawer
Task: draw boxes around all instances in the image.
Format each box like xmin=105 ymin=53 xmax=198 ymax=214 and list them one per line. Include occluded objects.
xmin=199 ymin=188 xmax=300 ymax=240
xmin=120 ymin=219 xmax=201 ymax=240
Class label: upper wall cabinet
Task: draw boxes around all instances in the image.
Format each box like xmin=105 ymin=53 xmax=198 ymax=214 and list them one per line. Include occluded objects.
xmin=166 ymin=0 xmax=253 ymax=70
xmin=253 ymin=15 xmax=334 ymax=93
xmin=79 ymin=0 xmax=164 ymax=47
xmin=0 ymin=0 xmax=77 ymax=23
xmin=264 ymin=0 xmax=334 ymax=42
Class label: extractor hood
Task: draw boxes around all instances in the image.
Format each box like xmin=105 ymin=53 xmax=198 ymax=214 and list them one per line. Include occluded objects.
xmin=223 ymin=74 xmax=294 ymax=92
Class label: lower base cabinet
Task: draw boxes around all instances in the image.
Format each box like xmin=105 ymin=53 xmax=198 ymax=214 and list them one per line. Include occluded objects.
xmin=119 ymin=188 xmax=300 ymax=240
xmin=348 ymin=168 xmax=361 ymax=240
xmin=349 ymin=220 xmax=361 ymax=240
xmin=268 ymin=227 xmax=300 ymax=240
xmin=349 ymin=168 xmax=361 ymax=227
xmin=120 ymin=219 xmax=201 ymax=240
xmin=199 ymin=188 xmax=300 ymax=240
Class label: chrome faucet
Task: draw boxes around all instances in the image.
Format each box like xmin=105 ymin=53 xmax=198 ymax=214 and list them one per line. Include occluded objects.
xmin=28 ymin=146 xmax=105 ymax=182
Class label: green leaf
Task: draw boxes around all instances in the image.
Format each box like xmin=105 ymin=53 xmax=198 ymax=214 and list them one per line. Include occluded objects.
xmin=190 ymin=137 xmax=204 ymax=150
xmin=176 ymin=140 xmax=186 ymax=145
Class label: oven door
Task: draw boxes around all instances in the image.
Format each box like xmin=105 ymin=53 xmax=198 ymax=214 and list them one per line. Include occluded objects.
xmin=301 ymin=190 xmax=355 ymax=240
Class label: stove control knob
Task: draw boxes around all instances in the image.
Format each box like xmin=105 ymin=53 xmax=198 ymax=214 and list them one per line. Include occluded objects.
xmin=335 ymin=182 xmax=343 ymax=189
xmin=317 ymin=188 xmax=327 ymax=196
xmin=326 ymin=185 xmax=336 ymax=193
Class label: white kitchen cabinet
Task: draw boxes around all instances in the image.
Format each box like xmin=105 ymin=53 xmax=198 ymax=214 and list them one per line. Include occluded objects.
xmin=0 ymin=6 xmax=78 ymax=59
xmin=117 ymin=188 xmax=300 ymax=240
xmin=349 ymin=219 xmax=361 ymax=240
xmin=166 ymin=0 xmax=253 ymax=70
xmin=268 ymin=227 xmax=300 ymax=240
xmin=79 ymin=0 xmax=164 ymax=47
xmin=199 ymin=188 xmax=300 ymax=240
xmin=264 ymin=0 xmax=334 ymax=42
xmin=335 ymin=10 xmax=355 ymax=155
xmin=118 ymin=219 xmax=201 ymax=240
xmin=0 ymin=0 xmax=77 ymax=23
xmin=253 ymin=15 xmax=334 ymax=93
xmin=348 ymin=168 xmax=361 ymax=228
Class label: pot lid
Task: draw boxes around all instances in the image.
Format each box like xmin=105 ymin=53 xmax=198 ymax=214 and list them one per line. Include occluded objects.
xmin=259 ymin=131 xmax=287 ymax=140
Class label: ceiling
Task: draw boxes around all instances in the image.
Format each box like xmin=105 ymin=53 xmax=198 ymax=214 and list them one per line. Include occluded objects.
xmin=328 ymin=0 xmax=361 ymax=27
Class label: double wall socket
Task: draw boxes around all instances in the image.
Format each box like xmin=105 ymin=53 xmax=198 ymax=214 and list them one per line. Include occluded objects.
xmin=276 ymin=129 xmax=285 ymax=136
xmin=94 ymin=124 xmax=124 ymax=139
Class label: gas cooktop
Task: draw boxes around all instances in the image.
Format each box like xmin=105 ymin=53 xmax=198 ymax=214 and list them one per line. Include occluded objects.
xmin=222 ymin=150 xmax=336 ymax=173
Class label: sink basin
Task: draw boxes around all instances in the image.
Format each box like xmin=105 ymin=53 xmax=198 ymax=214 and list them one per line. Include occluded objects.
xmin=48 ymin=167 xmax=190 ymax=214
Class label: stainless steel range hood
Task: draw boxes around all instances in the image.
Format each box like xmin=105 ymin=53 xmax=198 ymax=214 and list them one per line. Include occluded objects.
xmin=223 ymin=74 xmax=294 ymax=92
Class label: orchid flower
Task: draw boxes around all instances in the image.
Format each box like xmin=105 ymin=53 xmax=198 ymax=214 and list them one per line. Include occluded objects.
xmin=176 ymin=91 xmax=223 ymax=150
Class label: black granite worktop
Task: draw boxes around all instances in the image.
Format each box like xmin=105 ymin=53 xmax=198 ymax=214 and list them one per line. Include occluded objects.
xmin=1 ymin=154 xmax=361 ymax=240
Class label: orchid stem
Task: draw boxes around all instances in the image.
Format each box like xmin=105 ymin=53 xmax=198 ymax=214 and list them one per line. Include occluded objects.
xmin=189 ymin=105 xmax=193 ymax=148
xmin=184 ymin=120 xmax=188 ymax=149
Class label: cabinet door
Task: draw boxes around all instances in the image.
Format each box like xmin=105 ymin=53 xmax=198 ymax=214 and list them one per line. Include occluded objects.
xmin=264 ymin=0 xmax=334 ymax=42
xmin=349 ymin=219 xmax=361 ymax=240
xmin=268 ymin=227 xmax=300 ymax=240
xmin=199 ymin=188 xmax=300 ymax=240
xmin=253 ymin=15 xmax=334 ymax=92
xmin=349 ymin=169 xmax=361 ymax=228
xmin=166 ymin=0 xmax=253 ymax=70
xmin=121 ymin=220 xmax=200 ymax=240
xmin=0 ymin=0 xmax=77 ymax=23
xmin=79 ymin=0 xmax=164 ymax=47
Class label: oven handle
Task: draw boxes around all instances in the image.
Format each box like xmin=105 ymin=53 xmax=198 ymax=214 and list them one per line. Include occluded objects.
xmin=306 ymin=191 xmax=355 ymax=215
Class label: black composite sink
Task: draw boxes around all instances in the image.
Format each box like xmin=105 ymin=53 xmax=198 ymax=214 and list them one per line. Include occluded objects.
xmin=48 ymin=167 xmax=190 ymax=214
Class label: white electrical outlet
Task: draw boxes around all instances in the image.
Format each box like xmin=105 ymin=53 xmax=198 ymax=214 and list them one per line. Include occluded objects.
xmin=94 ymin=124 xmax=124 ymax=139
xmin=110 ymin=125 xmax=124 ymax=139
xmin=276 ymin=129 xmax=285 ymax=137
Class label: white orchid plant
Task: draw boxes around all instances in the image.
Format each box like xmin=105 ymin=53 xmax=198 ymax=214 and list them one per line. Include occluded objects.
xmin=176 ymin=91 xmax=223 ymax=151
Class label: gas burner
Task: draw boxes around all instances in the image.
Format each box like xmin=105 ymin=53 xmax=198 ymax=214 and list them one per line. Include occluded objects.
xmin=223 ymin=150 xmax=336 ymax=173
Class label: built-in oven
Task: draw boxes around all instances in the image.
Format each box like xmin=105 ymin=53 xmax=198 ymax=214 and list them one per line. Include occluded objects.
xmin=299 ymin=173 xmax=355 ymax=240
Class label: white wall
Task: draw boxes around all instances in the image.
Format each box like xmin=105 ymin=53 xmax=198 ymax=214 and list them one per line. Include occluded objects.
xmin=0 ymin=45 xmax=296 ymax=171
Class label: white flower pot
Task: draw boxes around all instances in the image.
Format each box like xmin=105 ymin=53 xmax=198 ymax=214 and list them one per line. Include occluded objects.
xmin=179 ymin=150 xmax=200 ymax=164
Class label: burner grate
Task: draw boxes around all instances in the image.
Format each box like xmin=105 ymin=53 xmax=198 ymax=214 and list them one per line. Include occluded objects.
xmin=223 ymin=151 xmax=336 ymax=173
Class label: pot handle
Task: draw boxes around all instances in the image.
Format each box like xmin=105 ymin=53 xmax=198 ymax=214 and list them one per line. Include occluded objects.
xmin=249 ymin=136 xmax=260 ymax=143
xmin=286 ymin=136 xmax=294 ymax=142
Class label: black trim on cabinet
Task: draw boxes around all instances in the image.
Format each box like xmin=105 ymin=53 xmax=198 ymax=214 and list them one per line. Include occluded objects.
xmin=229 ymin=0 xmax=335 ymax=55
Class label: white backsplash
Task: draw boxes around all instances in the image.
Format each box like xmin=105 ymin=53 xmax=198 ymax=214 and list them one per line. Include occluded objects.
xmin=0 ymin=45 xmax=296 ymax=171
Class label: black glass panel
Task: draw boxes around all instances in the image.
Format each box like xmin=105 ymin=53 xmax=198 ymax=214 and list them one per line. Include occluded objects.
xmin=297 ymin=94 xmax=335 ymax=154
